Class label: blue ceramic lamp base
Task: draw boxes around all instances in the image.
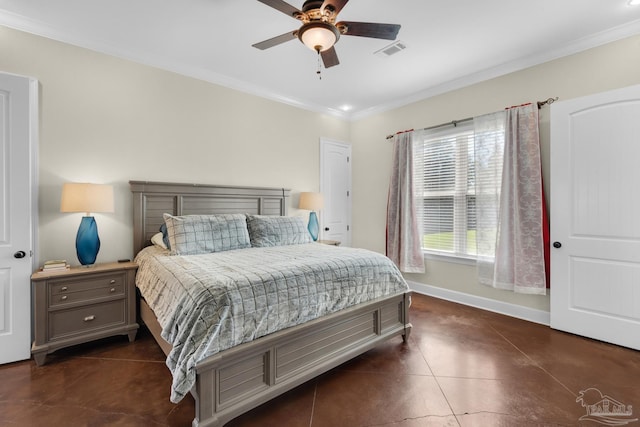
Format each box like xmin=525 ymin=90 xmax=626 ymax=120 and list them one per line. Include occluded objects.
xmin=76 ymin=216 xmax=101 ymax=265
xmin=308 ymin=211 xmax=319 ymax=241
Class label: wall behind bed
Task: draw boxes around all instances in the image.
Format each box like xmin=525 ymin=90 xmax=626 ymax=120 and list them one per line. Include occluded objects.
xmin=0 ymin=25 xmax=350 ymax=266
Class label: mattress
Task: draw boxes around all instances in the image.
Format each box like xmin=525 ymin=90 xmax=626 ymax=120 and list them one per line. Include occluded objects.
xmin=134 ymin=243 xmax=409 ymax=403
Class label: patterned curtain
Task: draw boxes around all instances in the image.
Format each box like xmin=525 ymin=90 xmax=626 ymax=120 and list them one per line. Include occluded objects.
xmin=474 ymin=103 xmax=547 ymax=294
xmin=386 ymin=131 xmax=425 ymax=273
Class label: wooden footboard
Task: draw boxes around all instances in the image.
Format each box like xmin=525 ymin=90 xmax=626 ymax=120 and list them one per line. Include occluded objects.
xmin=140 ymin=292 xmax=412 ymax=427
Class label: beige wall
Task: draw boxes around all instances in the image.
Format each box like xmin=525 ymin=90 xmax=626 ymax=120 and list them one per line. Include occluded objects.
xmin=3 ymin=24 xmax=640 ymax=313
xmin=0 ymin=26 xmax=350 ymax=265
xmin=350 ymin=34 xmax=640 ymax=312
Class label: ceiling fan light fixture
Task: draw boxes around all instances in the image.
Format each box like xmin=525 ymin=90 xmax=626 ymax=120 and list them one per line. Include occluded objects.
xmin=299 ymin=22 xmax=340 ymax=52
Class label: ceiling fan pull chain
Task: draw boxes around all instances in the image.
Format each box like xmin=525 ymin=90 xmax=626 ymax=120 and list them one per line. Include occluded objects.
xmin=317 ymin=51 xmax=322 ymax=80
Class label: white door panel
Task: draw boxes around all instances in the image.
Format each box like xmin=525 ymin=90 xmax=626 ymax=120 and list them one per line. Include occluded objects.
xmin=320 ymin=138 xmax=351 ymax=246
xmin=550 ymin=84 xmax=640 ymax=350
xmin=0 ymin=72 xmax=37 ymax=364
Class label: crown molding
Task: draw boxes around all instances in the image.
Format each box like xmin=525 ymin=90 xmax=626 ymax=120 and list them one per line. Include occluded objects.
xmin=348 ymin=18 xmax=640 ymax=121
xmin=2 ymin=9 xmax=639 ymax=122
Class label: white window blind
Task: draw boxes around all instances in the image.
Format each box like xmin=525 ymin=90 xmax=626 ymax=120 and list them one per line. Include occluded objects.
xmin=414 ymin=122 xmax=477 ymax=257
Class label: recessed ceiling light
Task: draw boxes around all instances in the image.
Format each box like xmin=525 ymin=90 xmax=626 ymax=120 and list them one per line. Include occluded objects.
xmin=629 ymin=0 xmax=640 ymax=6
xmin=339 ymin=105 xmax=352 ymax=111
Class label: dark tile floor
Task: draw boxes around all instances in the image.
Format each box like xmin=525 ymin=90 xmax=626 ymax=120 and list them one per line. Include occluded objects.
xmin=1 ymin=293 xmax=639 ymax=426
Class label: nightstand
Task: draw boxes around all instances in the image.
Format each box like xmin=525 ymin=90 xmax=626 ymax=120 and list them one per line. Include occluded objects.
xmin=31 ymin=261 xmax=139 ymax=366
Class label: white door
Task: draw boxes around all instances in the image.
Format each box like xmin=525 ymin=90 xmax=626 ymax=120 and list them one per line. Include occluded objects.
xmin=320 ymin=138 xmax=351 ymax=246
xmin=0 ymin=72 xmax=37 ymax=364
xmin=550 ymin=84 xmax=640 ymax=350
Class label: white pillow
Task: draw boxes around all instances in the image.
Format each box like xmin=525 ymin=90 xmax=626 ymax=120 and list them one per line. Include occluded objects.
xmin=150 ymin=232 xmax=168 ymax=249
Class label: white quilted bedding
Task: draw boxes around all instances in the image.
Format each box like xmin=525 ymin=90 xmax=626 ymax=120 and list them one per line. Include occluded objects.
xmin=134 ymin=243 xmax=409 ymax=403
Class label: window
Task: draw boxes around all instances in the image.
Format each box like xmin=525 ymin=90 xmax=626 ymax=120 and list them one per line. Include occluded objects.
xmin=413 ymin=122 xmax=477 ymax=257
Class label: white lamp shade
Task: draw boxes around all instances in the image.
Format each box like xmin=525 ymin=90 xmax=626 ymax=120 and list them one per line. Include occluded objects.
xmin=299 ymin=192 xmax=324 ymax=211
xmin=299 ymin=23 xmax=338 ymax=52
xmin=60 ymin=183 xmax=114 ymax=214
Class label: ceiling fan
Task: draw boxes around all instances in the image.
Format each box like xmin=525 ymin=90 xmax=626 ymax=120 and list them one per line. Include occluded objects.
xmin=252 ymin=0 xmax=401 ymax=68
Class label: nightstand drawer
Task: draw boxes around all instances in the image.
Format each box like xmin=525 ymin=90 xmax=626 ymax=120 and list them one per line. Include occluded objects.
xmin=49 ymin=273 xmax=125 ymax=296
xmin=48 ymin=300 xmax=126 ymax=341
xmin=49 ymin=284 xmax=124 ymax=307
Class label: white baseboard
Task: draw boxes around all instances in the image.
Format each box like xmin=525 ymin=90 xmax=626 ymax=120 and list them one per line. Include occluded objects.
xmin=407 ymin=280 xmax=550 ymax=326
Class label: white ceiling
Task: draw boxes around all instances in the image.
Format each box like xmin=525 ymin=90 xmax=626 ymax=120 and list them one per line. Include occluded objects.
xmin=2 ymin=0 xmax=640 ymax=120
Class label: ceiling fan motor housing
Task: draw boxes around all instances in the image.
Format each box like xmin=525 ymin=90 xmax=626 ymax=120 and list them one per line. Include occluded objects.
xmin=298 ymin=0 xmax=338 ymax=23
xmin=302 ymin=0 xmax=326 ymax=14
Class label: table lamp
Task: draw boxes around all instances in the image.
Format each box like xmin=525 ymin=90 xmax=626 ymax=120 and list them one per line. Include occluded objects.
xmin=60 ymin=183 xmax=114 ymax=266
xmin=298 ymin=192 xmax=323 ymax=241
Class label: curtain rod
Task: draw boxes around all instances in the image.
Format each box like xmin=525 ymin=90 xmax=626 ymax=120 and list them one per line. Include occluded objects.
xmin=386 ymin=97 xmax=558 ymax=140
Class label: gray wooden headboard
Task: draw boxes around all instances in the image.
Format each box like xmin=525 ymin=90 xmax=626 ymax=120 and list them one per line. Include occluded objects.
xmin=130 ymin=181 xmax=290 ymax=255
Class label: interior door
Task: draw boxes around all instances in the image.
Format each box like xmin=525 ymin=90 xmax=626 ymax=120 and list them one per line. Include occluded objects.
xmin=320 ymin=138 xmax=351 ymax=246
xmin=550 ymin=84 xmax=640 ymax=350
xmin=0 ymin=72 xmax=37 ymax=364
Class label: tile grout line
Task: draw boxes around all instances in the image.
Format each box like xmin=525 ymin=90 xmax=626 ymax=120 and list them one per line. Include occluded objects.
xmin=412 ymin=334 xmax=462 ymax=427
xmin=308 ymin=380 xmax=318 ymax=427
xmin=38 ymin=358 xmax=102 ymax=406
xmin=489 ymin=324 xmax=577 ymax=397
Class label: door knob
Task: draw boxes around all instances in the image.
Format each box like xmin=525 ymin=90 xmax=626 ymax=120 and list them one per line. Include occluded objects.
xmin=14 ymin=251 xmax=26 ymax=259
xmin=552 ymin=242 xmax=562 ymax=249
xmin=324 ymin=227 xmax=330 ymax=231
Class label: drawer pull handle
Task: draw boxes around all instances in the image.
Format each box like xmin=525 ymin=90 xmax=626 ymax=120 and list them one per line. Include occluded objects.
xmin=110 ymin=288 xmax=116 ymax=293
xmin=84 ymin=315 xmax=96 ymax=322
xmin=60 ymin=295 xmax=68 ymax=301
xmin=61 ymin=286 xmax=68 ymax=291
xmin=110 ymin=279 xmax=116 ymax=284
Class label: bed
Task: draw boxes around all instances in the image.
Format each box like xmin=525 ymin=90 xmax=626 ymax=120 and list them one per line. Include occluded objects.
xmin=130 ymin=181 xmax=412 ymax=427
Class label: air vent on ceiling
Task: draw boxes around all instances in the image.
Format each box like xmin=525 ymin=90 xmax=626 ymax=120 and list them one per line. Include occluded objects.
xmin=374 ymin=41 xmax=407 ymax=58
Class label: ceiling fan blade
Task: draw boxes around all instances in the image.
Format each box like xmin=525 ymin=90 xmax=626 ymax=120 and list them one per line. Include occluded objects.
xmin=321 ymin=46 xmax=340 ymax=68
xmin=252 ymin=30 xmax=298 ymax=50
xmin=338 ymin=21 xmax=401 ymax=40
xmin=321 ymin=0 xmax=348 ymax=16
xmin=256 ymin=0 xmax=302 ymax=18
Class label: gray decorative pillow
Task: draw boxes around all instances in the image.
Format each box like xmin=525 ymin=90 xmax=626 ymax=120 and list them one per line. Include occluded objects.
xmin=159 ymin=223 xmax=171 ymax=249
xmin=246 ymin=214 xmax=312 ymax=247
xmin=163 ymin=213 xmax=251 ymax=255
